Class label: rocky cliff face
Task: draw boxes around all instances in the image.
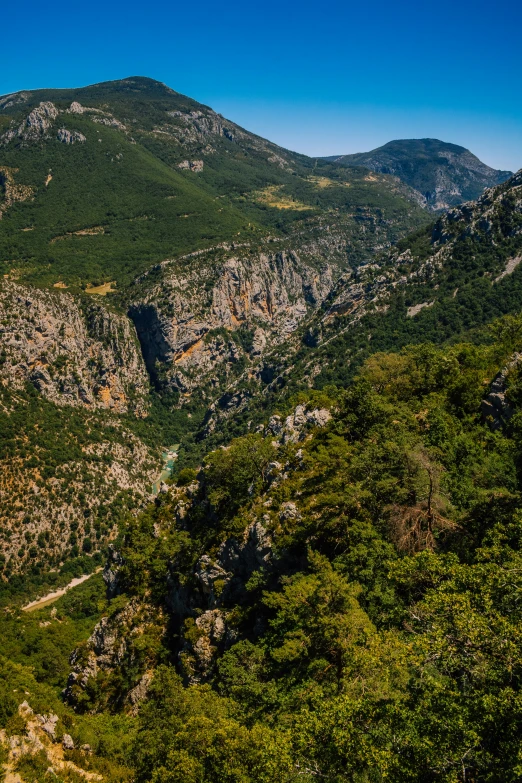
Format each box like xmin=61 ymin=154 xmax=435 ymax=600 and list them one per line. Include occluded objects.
xmin=0 ymin=279 xmax=149 ymax=415
xmin=0 ymin=280 xmax=157 ymax=575
xmin=0 ymin=101 xmax=59 ymax=144
xmin=195 ymin=169 xmax=522 ymax=439
xmin=129 ymin=247 xmax=334 ymax=398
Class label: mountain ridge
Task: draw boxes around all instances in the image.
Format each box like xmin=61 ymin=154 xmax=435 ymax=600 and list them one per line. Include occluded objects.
xmin=325 ymin=137 xmax=513 ymax=211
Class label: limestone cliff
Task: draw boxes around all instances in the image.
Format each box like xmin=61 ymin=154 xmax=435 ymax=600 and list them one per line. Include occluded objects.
xmin=0 ymin=279 xmax=149 ymax=415
xmin=129 ymin=247 xmax=334 ymax=397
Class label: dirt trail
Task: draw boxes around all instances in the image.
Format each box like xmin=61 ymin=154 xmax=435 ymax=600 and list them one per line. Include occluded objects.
xmin=22 ymin=569 xmax=101 ymax=612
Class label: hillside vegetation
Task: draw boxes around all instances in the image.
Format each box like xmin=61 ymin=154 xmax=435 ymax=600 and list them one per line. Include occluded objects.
xmin=327 ymin=138 xmax=512 ymax=210
xmin=2 ymin=76 xmax=522 ymax=783
xmin=0 ymin=77 xmax=427 ymax=289
xmin=3 ymin=318 xmax=522 ymax=781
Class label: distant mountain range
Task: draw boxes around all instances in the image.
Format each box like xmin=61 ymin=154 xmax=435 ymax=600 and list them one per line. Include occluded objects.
xmin=324 ymin=138 xmax=513 ymax=211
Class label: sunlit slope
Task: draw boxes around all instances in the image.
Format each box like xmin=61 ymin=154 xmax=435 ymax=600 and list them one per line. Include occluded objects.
xmin=0 ymin=77 xmax=428 ymax=289
xmin=0 ymin=115 xmax=251 ymax=287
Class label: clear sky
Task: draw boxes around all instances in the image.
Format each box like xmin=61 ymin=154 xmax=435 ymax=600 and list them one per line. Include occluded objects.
xmin=2 ymin=0 xmax=521 ymax=171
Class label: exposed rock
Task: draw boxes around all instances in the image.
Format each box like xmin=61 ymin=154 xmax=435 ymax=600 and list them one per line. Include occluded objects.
xmin=92 ymin=115 xmax=127 ymax=131
xmin=218 ymin=519 xmax=273 ymax=578
xmin=494 ymin=255 xmax=522 ymax=283
xmin=64 ymin=599 xmax=163 ymax=709
xmin=481 ymin=353 xmax=522 ymax=430
xmin=57 ymin=128 xmax=86 ymax=144
xmin=68 ymin=101 xmax=88 ymax=114
xmin=0 ymin=279 xmax=149 ymax=414
xmin=180 ymin=608 xmax=228 ymax=683
xmin=129 ymin=250 xmax=333 ymax=398
xmin=0 ymin=91 xmax=31 ymax=110
xmin=0 ymin=166 xmax=34 ymax=218
xmin=407 ymin=301 xmax=434 ymax=317
xmin=103 ymin=547 xmax=123 ymax=598
xmin=251 ymin=327 xmax=267 ymax=355
xmin=283 ymin=405 xmax=332 ymax=442
xmin=127 ymin=671 xmax=153 ymax=714
xmin=279 ymin=501 xmax=301 ymax=522
xmin=195 ymin=554 xmax=231 ymax=603
xmin=1 ymin=700 xmax=95 ymax=780
xmin=37 ymin=712 xmax=58 ymax=740
xmin=67 ymin=101 xmax=103 ymax=115
xmin=1 ymin=102 xmax=58 ymax=144
xmin=178 ymin=159 xmax=204 ymax=172
xmin=168 ymin=517 xmax=273 ymax=682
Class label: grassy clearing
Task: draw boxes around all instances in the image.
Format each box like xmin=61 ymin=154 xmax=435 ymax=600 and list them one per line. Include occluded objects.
xmin=308 ymin=175 xmax=351 ymax=189
xmin=251 ymin=185 xmax=314 ymax=211
xmin=85 ymin=281 xmax=116 ymax=295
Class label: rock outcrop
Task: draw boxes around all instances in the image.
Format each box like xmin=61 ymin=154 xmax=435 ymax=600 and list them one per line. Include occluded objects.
xmin=1 ymin=101 xmax=59 ymax=144
xmin=64 ymin=598 xmax=165 ymax=711
xmin=178 ymin=159 xmax=204 ymax=172
xmin=57 ymin=128 xmax=86 ymax=144
xmin=481 ymin=354 xmax=522 ymax=430
xmin=0 ymin=279 xmax=149 ymax=414
xmin=129 ymin=249 xmax=334 ymax=397
xmin=0 ymin=701 xmax=95 ymax=782
xmin=0 ymin=166 xmax=34 ymax=217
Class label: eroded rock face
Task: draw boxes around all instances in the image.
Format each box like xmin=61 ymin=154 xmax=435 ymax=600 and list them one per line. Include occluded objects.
xmin=177 ymin=159 xmax=204 ymax=171
xmin=172 ymin=517 xmax=276 ymax=682
xmin=0 ymin=166 xmax=34 ymax=217
xmin=63 ymin=598 xmax=163 ymax=710
xmin=129 ymin=249 xmax=333 ymax=397
xmin=0 ymin=280 xmax=149 ymax=414
xmin=57 ymin=128 xmax=86 ymax=144
xmin=282 ymin=405 xmax=332 ymax=443
xmin=1 ymin=102 xmax=59 ymax=144
xmin=481 ymin=353 xmax=522 ymax=430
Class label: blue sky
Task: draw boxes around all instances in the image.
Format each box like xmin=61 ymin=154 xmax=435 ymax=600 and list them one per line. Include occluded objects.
xmin=2 ymin=0 xmax=521 ymax=171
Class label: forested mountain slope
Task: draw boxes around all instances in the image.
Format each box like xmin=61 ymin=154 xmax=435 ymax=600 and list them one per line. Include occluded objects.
xmin=3 ymin=316 xmax=522 ymax=782
xmin=2 ymin=76 xmax=522 ymax=783
xmin=0 ymin=77 xmax=426 ymax=288
xmin=189 ymin=167 xmax=522 ymax=453
xmin=326 ymin=138 xmax=512 ymax=211
xmin=0 ymin=77 xmax=430 ymax=582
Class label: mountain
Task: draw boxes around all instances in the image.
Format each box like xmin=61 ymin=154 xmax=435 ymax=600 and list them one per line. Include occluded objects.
xmin=4 ymin=314 xmax=522 ymax=782
xmin=0 ymin=77 xmax=431 ymax=586
xmin=2 ymin=77 xmax=522 ymax=783
xmin=0 ymin=77 xmax=427 ymax=288
xmin=325 ymin=138 xmax=513 ymax=211
xmin=189 ymin=168 xmax=522 ymax=448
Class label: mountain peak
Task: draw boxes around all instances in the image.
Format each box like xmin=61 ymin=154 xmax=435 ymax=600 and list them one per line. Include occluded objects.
xmin=325 ymin=138 xmax=513 ymax=211
xmin=91 ymin=75 xmax=177 ymax=93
